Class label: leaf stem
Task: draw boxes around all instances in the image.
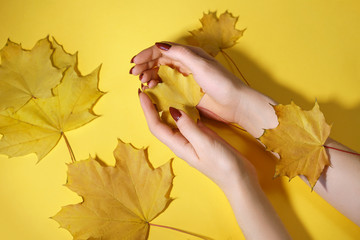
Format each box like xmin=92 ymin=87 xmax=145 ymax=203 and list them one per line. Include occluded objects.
xmin=149 ymin=223 xmax=214 ymax=240
xmin=62 ymin=132 xmax=76 ymax=163
xmin=220 ymin=49 xmax=250 ymax=86
xmin=324 ymin=145 xmax=360 ymax=156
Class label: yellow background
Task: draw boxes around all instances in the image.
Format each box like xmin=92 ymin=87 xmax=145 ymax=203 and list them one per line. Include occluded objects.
xmin=0 ymin=0 xmax=359 ymax=239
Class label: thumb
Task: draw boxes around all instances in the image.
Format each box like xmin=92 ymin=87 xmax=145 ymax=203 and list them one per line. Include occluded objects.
xmin=155 ymin=42 xmax=208 ymax=73
xmin=169 ymin=107 xmax=211 ymax=153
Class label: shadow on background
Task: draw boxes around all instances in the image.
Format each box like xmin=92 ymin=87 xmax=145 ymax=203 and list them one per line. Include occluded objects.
xmin=221 ymin=48 xmax=360 ymax=152
xmin=176 ymin=35 xmax=360 ymax=239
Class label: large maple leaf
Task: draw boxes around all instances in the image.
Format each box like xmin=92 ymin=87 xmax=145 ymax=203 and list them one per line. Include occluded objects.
xmin=145 ymin=65 xmax=203 ymax=128
xmin=0 ymin=38 xmax=104 ymax=160
xmin=187 ymin=11 xmax=245 ymax=56
xmin=52 ymin=140 xmax=174 ymax=240
xmin=0 ymin=37 xmax=63 ymax=111
xmin=259 ymin=102 xmax=332 ymax=188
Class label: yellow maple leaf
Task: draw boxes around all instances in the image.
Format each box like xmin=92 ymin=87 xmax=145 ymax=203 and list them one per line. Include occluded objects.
xmin=259 ymin=101 xmax=332 ymax=188
xmin=52 ymin=38 xmax=77 ymax=70
xmin=187 ymin=11 xmax=245 ymax=56
xmin=52 ymin=140 xmax=174 ymax=240
xmin=0 ymin=37 xmax=63 ymax=111
xmin=0 ymin=38 xmax=104 ymax=161
xmin=145 ymin=65 xmax=203 ymax=128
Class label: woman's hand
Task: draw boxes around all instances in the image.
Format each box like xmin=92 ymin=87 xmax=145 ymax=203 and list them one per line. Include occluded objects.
xmin=131 ymin=42 xmax=278 ymax=138
xmin=138 ymin=90 xmax=257 ymax=190
xmin=134 ymin=42 xmax=291 ymax=239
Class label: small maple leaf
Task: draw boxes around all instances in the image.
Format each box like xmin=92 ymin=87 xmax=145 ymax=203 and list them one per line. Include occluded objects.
xmin=52 ymin=139 xmax=174 ymax=240
xmin=259 ymin=102 xmax=332 ymax=188
xmin=187 ymin=11 xmax=245 ymax=56
xmin=0 ymin=37 xmax=63 ymax=111
xmin=0 ymin=38 xmax=104 ymax=160
xmin=145 ymin=65 xmax=203 ymax=128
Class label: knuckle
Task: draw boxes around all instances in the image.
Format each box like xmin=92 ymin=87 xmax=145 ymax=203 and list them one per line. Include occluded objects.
xmin=175 ymin=45 xmax=193 ymax=57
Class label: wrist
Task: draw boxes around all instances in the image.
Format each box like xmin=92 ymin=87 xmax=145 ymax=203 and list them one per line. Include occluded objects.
xmin=234 ymin=86 xmax=278 ymax=138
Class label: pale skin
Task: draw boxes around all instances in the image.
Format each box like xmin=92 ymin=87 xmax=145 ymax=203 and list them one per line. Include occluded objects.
xmin=130 ymin=42 xmax=360 ymax=239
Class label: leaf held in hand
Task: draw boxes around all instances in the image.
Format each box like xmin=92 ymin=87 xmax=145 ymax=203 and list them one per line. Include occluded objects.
xmin=0 ymin=38 xmax=104 ymax=160
xmin=187 ymin=11 xmax=245 ymax=56
xmin=52 ymin=139 xmax=174 ymax=240
xmin=259 ymin=102 xmax=331 ymax=188
xmin=0 ymin=37 xmax=63 ymax=111
xmin=145 ymin=65 xmax=203 ymax=128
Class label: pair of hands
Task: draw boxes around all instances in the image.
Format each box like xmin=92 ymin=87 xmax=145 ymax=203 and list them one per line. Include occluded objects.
xmin=131 ymin=42 xmax=360 ymax=237
xmin=131 ymin=43 xmax=293 ymax=239
xmin=130 ymin=42 xmax=272 ymax=190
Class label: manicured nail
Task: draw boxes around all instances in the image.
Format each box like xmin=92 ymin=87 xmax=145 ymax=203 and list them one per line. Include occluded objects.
xmin=155 ymin=42 xmax=171 ymax=51
xmin=129 ymin=66 xmax=134 ymax=74
xmin=138 ymin=88 xmax=141 ymax=96
xmin=169 ymin=107 xmax=181 ymax=121
xmin=130 ymin=55 xmax=136 ymax=63
xmin=139 ymin=73 xmax=144 ymax=80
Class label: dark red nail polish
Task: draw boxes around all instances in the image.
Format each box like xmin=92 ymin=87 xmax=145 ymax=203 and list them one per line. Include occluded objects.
xmin=129 ymin=66 xmax=134 ymax=74
xmin=139 ymin=73 xmax=144 ymax=80
xmin=169 ymin=107 xmax=181 ymax=121
xmin=138 ymin=88 xmax=141 ymax=96
xmin=155 ymin=42 xmax=171 ymax=51
xmin=130 ymin=55 xmax=136 ymax=63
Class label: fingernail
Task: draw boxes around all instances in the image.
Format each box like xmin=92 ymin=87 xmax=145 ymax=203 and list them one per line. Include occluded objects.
xmin=130 ymin=55 xmax=136 ymax=63
xmin=155 ymin=42 xmax=171 ymax=51
xmin=138 ymin=88 xmax=141 ymax=96
xmin=139 ymin=73 xmax=144 ymax=80
xmin=129 ymin=66 xmax=134 ymax=74
xmin=169 ymin=107 xmax=181 ymax=121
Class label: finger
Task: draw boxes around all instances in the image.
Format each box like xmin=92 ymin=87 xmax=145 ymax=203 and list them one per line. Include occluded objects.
xmin=197 ymin=121 xmax=233 ymax=148
xmin=197 ymin=120 xmax=244 ymax=157
xmin=156 ymin=57 xmax=192 ymax=75
xmin=197 ymin=121 xmax=223 ymax=140
xmin=130 ymin=60 xmax=158 ymax=76
xmin=161 ymin=42 xmax=213 ymax=61
xmin=148 ymin=79 xmax=160 ymax=88
xmin=156 ymin=43 xmax=206 ymax=71
xmin=140 ymin=68 xmax=160 ymax=83
xmin=155 ymin=43 xmax=223 ymax=90
xmin=132 ymin=45 xmax=162 ymax=64
xmin=169 ymin=107 xmax=213 ymax=158
xmin=139 ymin=92 xmax=198 ymax=162
xmin=140 ymin=83 xmax=148 ymax=91
xmin=133 ymin=42 xmax=210 ymax=77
